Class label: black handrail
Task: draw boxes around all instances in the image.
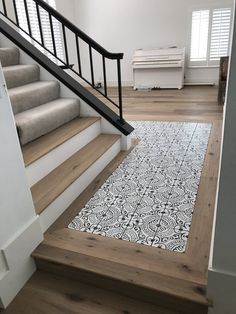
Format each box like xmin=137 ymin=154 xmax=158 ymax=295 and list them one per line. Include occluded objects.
xmin=0 ymin=0 xmax=124 ymax=122
xmin=34 ymin=0 xmax=124 ymax=60
xmin=0 ymin=18 xmax=134 ymax=136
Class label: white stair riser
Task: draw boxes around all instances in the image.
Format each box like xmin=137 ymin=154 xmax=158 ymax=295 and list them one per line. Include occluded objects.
xmin=26 ymin=120 xmax=101 ymax=187
xmin=39 ymin=139 xmax=121 ymax=232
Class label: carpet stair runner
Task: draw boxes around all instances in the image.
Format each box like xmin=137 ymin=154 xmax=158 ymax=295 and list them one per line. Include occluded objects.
xmin=0 ymin=46 xmax=80 ymax=145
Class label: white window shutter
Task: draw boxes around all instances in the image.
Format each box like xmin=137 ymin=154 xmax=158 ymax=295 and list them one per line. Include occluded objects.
xmin=190 ymin=10 xmax=210 ymax=62
xmin=15 ymin=0 xmax=64 ymax=63
xmin=210 ymin=8 xmax=231 ymax=61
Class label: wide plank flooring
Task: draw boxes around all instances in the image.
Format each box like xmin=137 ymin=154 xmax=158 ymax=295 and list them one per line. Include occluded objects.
xmin=2 ymin=270 xmax=178 ymax=314
xmin=91 ymin=85 xmax=222 ymax=122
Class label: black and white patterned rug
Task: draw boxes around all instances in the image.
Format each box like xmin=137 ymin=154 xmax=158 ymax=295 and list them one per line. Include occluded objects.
xmin=68 ymin=121 xmax=211 ymax=253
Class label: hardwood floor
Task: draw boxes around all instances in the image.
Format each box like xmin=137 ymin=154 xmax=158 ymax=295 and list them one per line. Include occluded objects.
xmin=92 ymin=85 xmax=222 ymax=122
xmin=123 ymin=86 xmax=222 ymax=121
xmin=3 ymin=270 xmax=178 ymax=314
xmin=3 ymin=86 xmax=223 ymax=314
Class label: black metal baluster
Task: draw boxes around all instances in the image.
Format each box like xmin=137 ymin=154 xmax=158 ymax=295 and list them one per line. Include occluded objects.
xmin=2 ymin=0 xmax=7 ymax=16
xmin=117 ymin=59 xmax=124 ymax=123
xmin=0 ymin=0 xmax=126 ymax=122
xmin=62 ymin=25 xmax=69 ymax=65
xmin=102 ymin=56 xmax=107 ymax=97
xmin=23 ymin=0 xmax=32 ymax=37
xmin=75 ymin=35 xmax=82 ymax=76
xmin=35 ymin=3 xmax=44 ymax=46
xmin=49 ymin=13 xmax=57 ymax=57
xmin=12 ymin=0 xmax=19 ymax=25
xmin=89 ymin=46 xmax=94 ymax=87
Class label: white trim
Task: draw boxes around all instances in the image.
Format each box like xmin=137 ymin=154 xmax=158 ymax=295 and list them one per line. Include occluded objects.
xmin=208 ymin=268 xmax=236 ymax=314
xmin=184 ymin=82 xmax=215 ymax=86
xmin=0 ymin=60 xmax=43 ymax=308
xmin=1 ymin=217 xmax=43 ymax=270
xmin=209 ymin=266 xmax=236 ymax=278
xmin=0 ymin=217 xmax=43 ymax=308
xmin=0 ymin=258 xmax=36 ymax=308
xmin=188 ymin=65 xmax=219 ymax=69
xmin=188 ymin=3 xmax=233 ymax=68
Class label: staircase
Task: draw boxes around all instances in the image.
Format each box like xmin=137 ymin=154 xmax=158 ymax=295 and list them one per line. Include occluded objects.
xmin=0 ymin=43 xmax=125 ymax=234
xmin=1 ymin=46 xmax=80 ymax=145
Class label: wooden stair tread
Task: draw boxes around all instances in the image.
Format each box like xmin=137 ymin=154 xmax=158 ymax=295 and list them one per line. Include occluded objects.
xmin=33 ymin=230 xmax=208 ymax=307
xmin=22 ymin=117 xmax=100 ymax=166
xmin=31 ymin=134 xmax=120 ymax=215
xmin=41 ymin=228 xmax=205 ymax=285
xmin=4 ymin=270 xmax=179 ymax=314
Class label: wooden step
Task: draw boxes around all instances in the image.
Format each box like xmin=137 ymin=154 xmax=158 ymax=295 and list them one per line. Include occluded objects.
xmin=22 ymin=117 xmax=100 ymax=166
xmin=35 ymin=228 xmax=206 ymax=284
xmin=33 ymin=229 xmax=209 ymax=314
xmin=31 ymin=134 xmax=120 ymax=215
xmin=3 ymin=270 xmax=179 ymax=314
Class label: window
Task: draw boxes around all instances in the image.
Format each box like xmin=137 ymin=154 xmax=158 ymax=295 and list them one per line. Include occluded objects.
xmin=16 ymin=0 xmax=64 ymax=63
xmin=190 ymin=10 xmax=210 ymax=62
xmin=210 ymin=8 xmax=231 ymax=61
xmin=190 ymin=7 xmax=232 ymax=66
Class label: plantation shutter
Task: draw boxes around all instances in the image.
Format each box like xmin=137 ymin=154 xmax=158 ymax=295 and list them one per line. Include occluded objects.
xmin=210 ymin=8 xmax=231 ymax=61
xmin=190 ymin=10 xmax=210 ymax=63
xmin=16 ymin=0 xmax=64 ymax=62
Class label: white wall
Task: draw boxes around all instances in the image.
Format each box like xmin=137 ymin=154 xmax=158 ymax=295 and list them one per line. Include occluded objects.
xmin=56 ymin=0 xmax=75 ymax=20
xmin=68 ymin=0 xmax=233 ymax=86
xmin=1 ymin=0 xmax=232 ymax=86
xmin=207 ymin=2 xmax=236 ymax=313
xmin=0 ymin=63 xmax=43 ymax=308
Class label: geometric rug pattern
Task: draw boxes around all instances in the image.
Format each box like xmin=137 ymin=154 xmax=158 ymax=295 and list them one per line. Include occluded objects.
xmin=68 ymin=121 xmax=211 ymax=253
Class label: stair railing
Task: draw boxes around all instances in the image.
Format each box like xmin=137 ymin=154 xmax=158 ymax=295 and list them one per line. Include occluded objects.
xmin=0 ymin=0 xmax=124 ymax=122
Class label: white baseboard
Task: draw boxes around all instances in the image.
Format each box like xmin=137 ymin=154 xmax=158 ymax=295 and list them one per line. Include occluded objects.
xmin=208 ymin=268 xmax=236 ymax=314
xmin=40 ymin=138 xmax=121 ymax=232
xmin=0 ymin=217 xmax=43 ymax=308
xmin=2 ymin=217 xmax=43 ymax=269
xmin=107 ymin=80 xmax=133 ymax=87
xmin=0 ymin=257 xmax=36 ymax=309
xmin=184 ymin=82 xmax=216 ymax=86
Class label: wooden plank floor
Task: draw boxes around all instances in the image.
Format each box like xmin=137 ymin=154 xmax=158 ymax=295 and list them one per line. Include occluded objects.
xmin=3 ymin=86 xmax=223 ymax=313
xmin=91 ymin=85 xmax=222 ymax=122
xmin=2 ymin=270 xmax=178 ymax=314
